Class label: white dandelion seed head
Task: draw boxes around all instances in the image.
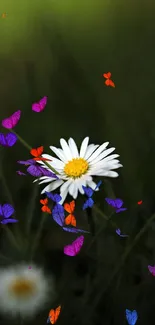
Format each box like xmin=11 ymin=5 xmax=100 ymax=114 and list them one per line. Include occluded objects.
xmin=0 ymin=263 xmax=55 ymax=318
xmin=35 ymin=137 xmax=123 ymax=203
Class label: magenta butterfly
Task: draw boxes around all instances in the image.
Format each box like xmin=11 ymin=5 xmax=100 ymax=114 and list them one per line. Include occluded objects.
xmin=148 ymin=265 xmax=155 ymax=276
xmin=32 ymin=96 xmax=47 ymax=112
xmin=2 ymin=110 xmax=21 ymax=129
xmin=64 ymin=235 xmax=84 ymax=256
xmin=0 ymin=133 xmax=17 ymax=147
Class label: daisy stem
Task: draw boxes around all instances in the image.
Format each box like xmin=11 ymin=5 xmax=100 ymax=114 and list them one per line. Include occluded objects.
xmin=10 ymin=129 xmax=60 ymax=175
xmin=91 ymin=212 xmax=155 ymax=311
xmin=86 ymin=207 xmax=95 ymax=236
xmin=93 ymin=204 xmax=119 ymax=229
xmin=30 ymin=212 xmax=46 ymax=261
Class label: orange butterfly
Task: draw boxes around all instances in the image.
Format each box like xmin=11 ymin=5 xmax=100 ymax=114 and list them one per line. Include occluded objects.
xmin=40 ymin=198 xmax=51 ymax=214
xmin=103 ymin=72 xmax=115 ymax=88
xmin=48 ymin=305 xmax=61 ymax=324
xmin=30 ymin=146 xmax=52 ymax=161
xmin=64 ymin=200 xmax=76 ymax=227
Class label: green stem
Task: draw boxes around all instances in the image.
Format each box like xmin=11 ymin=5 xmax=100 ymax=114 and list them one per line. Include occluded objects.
xmin=93 ymin=204 xmax=121 ymax=231
xmin=91 ymin=212 xmax=155 ymax=311
xmin=30 ymin=212 xmax=46 ymax=261
xmin=11 ymin=129 xmax=59 ymax=175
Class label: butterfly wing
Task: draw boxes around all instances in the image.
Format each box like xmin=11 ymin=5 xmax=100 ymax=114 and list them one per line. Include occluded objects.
xmin=64 ymin=235 xmax=84 ymax=256
xmin=2 ymin=204 xmax=14 ymax=218
xmin=17 ymin=159 xmax=35 ymax=165
xmin=52 ymin=204 xmax=65 ymax=226
xmin=103 ymin=72 xmax=111 ymax=79
xmin=64 ymin=200 xmax=75 ymax=214
xmin=116 ymin=207 xmax=127 ymax=213
xmin=32 ymin=96 xmax=47 ymax=112
xmin=41 ymin=206 xmax=51 ymax=214
xmin=27 ymin=165 xmax=43 ymax=177
xmin=83 ymin=198 xmax=94 ymax=210
xmin=65 ymin=214 xmax=76 ymax=227
xmin=1 ymin=218 xmax=18 ymax=224
xmin=16 ymin=171 xmax=26 ymax=176
xmin=49 ymin=305 xmax=61 ymax=324
xmin=46 ymin=192 xmax=61 ymax=203
xmin=6 ymin=133 xmax=18 ymax=146
xmin=82 ymin=186 xmax=93 ymax=197
xmin=32 ymin=103 xmax=41 ymax=112
xmin=125 ymin=309 xmax=138 ymax=325
xmin=116 ymin=228 xmax=121 ymax=236
xmin=2 ymin=110 xmax=21 ymax=129
xmin=62 ymin=226 xmax=89 ymax=233
xmin=40 ymin=198 xmax=48 ymax=205
xmin=0 ymin=133 xmax=17 ymax=147
xmin=30 ymin=146 xmax=44 ymax=157
xmin=148 ymin=265 xmax=155 ymax=276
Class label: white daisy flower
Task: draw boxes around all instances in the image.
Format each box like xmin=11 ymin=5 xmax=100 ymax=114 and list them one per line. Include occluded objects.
xmin=35 ymin=137 xmax=123 ymax=204
xmin=0 ymin=263 xmax=54 ymax=318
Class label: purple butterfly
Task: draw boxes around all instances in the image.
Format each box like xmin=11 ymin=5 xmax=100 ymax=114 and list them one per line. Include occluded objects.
xmin=116 ymin=228 xmax=128 ymax=237
xmin=27 ymin=165 xmax=58 ymax=178
xmin=45 ymin=192 xmax=61 ymax=203
xmin=52 ymin=202 xmax=89 ymax=233
xmin=105 ymin=198 xmax=127 ymax=213
xmin=82 ymin=180 xmax=102 ymax=210
xmin=16 ymin=171 xmax=26 ymax=176
xmin=0 ymin=133 xmax=17 ymax=147
xmin=0 ymin=204 xmax=18 ymax=224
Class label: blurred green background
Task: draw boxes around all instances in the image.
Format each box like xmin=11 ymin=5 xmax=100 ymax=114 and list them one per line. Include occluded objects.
xmin=0 ymin=0 xmax=155 ymax=324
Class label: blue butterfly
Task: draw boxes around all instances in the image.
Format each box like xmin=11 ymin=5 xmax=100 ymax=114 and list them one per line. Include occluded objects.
xmin=105 ymin=198 xmax=127 ymax=213
xmin=45 ymin=192 xmax=61 ymax=203
xmin=52 ymin=202 xmax=89 ymax=233
xmin=82 ymin=180 xmax=102 ymax=210
xmin=125 ymin=309 xmax=138 ymax=325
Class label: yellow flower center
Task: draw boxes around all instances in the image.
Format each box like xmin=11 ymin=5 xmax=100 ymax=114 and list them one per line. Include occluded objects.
xmin=64 ymin=158 xmax=88 ymax=178
xmin=9 ymin=278 xmax=36 ymax=298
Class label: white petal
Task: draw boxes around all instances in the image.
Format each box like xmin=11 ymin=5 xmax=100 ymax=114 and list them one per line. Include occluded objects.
xmin=68 ymin=138 xmax=79 ymax=158
xmin=84 ymin=144 xmax=99 ymax=160
xmin=50 ymin=146 xmax=67 ymax=163
xmin=38 ymin=178 xmax=55 ymax=185
xmin=41 ymin=180 xmax=63 ymax=194
xmin=95 ymin=170 xmax=119 ymax=177
xmin=41 ymin=155 xmax=64 ymax=169
xmin=60 ymin=139 xmax=73 ymax=160
xmin=88 ymin=147 xmax=115 ymax=164
xmin=80 ymin=137 xmax=89 ymax=157
xmin=101 ymin=154 xmax=120 ymax=162
xmin=59 ymin=188 xmax=68 ymax=204
xmin=68 ymin=182 xmax=75 ymax=197
xmin=87 ymin=180 xmax=98 ymax=190
xmin=87 ymin=142 xmax=109 ymax=162
xmin=60 ymin=179 xmax=72 ymax=193
xmin=72 ymin=180 xmax=78 ymax=199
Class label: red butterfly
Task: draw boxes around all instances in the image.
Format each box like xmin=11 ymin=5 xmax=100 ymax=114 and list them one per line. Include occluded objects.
xmin=30 ymin=146 xmax=52 ymax=161
xmin=137 ymin=200 xmax=143 ymax=205
xmin=40 ymin=198 xmax=51 ymax=214
xmin=103 ymin=72 xmax=115 ymax=88
xmin=64 ymin=200 xmax=76 ymax=227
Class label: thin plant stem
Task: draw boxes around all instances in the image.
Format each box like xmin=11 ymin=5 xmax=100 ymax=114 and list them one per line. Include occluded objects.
xmin=93 ymin=204 xmax=123 ymax=231
xmin=2 ymin=225 xmax=20 ymax=250
xmin=10 ymin=129 xmax=59 ymax=175
xmin=30 ymin=212 xmax=46 ymax=261
xmin=90 ymin=212 xmax=155 ymax=311
xmin=26 ymin=184 xmax=39 ymax=237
